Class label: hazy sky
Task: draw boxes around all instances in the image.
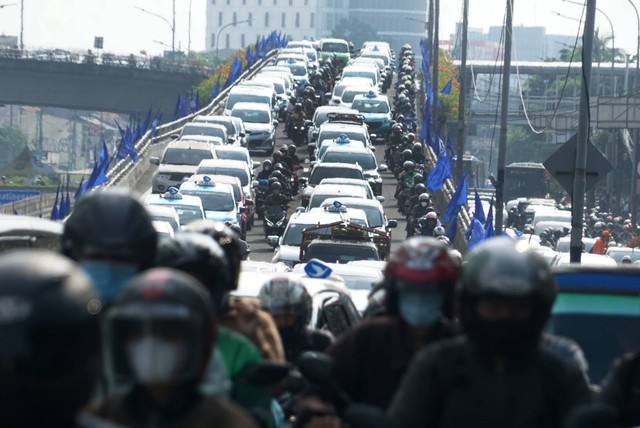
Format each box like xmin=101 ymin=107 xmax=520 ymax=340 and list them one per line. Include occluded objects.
xmin=0 ymin=0 xmax=637 ymax=56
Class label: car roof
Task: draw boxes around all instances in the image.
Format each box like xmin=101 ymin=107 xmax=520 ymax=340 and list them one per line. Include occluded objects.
xmin=231 ymin=102 xmax=271 ymax=112
xmin=214 ymin=146 xmax=249 ymax=154
xmin=177 ymin=136 xmax=225 ymax=145
xmin=312 ymin=162 xmax=363 ymax=171
xmin=196 ymin=174 xmax=241 ymax=186
xmin=343 ymin=65 xmax=377 ymax=72
xmin=319 ymin=177 xmax=369 ymax=186
xmin=311 ymin=183 xmax=368 ymax=195
xmin=321 ymin=38 xmax=348 ymax=44
xmin=322 ymin=145 xmax=374 ymax=155
xmin=319 ymin=197 xmax=382 ymax=209
xmin=293 ymin=262 xmax=383 ymax=279
xmin=319 ymin=122 xmax=366 ymax=131
xmin=553 ymin=265 xmax=640 ymax=294
xmin=353 ymin=93 xmax=388 ymax=102
xmin=229 ymin=85 xmax=273 ymax=95
xmin=179 ymin=180 xmax=234 ymax=194
xmin=552 ymin=252 xmax=617 ymax=267
xmin=145 ymin=193 xmax=203 ymax=207
xmin=145 ymin=204 xmax=179 ymax=216
xmin=183 ymin=122 xmax=227 ymax=131
xmin=290 ymin=211 xmax=351 ymax=224
xmin=308 ymin=207 xmax=368 ymax=222
xmin=165 ymin=140 xmax=216 ymax=150
xmin=197 ymin=159 xmax=250 ymax=169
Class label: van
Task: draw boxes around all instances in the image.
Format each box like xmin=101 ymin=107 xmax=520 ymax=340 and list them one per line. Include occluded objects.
xmin=224 ymin=86 xmax=274 ymax=116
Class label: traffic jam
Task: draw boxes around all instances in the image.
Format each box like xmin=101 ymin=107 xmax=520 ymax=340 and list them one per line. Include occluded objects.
xmin=2 ymin=35 xmax=640 ymax=428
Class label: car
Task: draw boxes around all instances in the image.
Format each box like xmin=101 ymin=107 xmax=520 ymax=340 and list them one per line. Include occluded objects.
xmin=318 ymin=197 xmax=397 ymax=234
xmin=144 ymin=188 xmax=205 ymax=227
xmin=318 ymin=178 xmax=382 ymax=202
xmin=0 ymin=214 xmax=62 ymax=253
xmin=555 ymin=236 xmax=597 ymax=253
xmin=230 ymin=102 xmax=277 ymax=155
xmin=319 ymin=145 xmax=385 ymax=195
xmin=550 ymin=252 xmax=617 ymax=267
xmin=173 ymin=135 xmax=226 ymax=147
xmin=180 ymin=122 xmax=230 ymax=144
xmin=286 ymin=40 xmax=315 ymax=50
xmin=337 ymin=86 xmax=376 ymax=109
xmin=305 ymin=183 xmax=369 ymax=211
xmin=313 ymin=114 xmax=373 ymax=150
xmin=268 ymin=210 xmax=363 ymax=267
xmin=232 ymin=271 xmax=360 ymax=338
xmin=193 ymin=115 xmax=246 ymax=147
xmin=318 ymin=38 xmax=351 ymax=66
xmin=350 ymin=91 xmax=392 ymax=141
xmin=549 ymin=266 xmax=640 ymax=384
xmin=605 ymin=246 xmax=640 ymax=265
xmin=237 ymin=80 xmax=279 ymax=109
xmin=178 ymin=176 xmax=238 ymax=230
xmin=360 ymin=46 xmax=393 ymax=70
xmin=349 ymin=57 xmax=386 ymax=73
xmin=315 ymin=137 xmax=368 ymax=162
xmin=214 ymin=146 xmax=260 ymax=170
xmin=306 ymin=106 xmax=359 ymax=144
xmin=149 ymin=139 xmax=218 ymax=194
xmin=301 ymin=47 xmax=319 ymax=70
xmin=330 ymin=78 xmax=374 ymax=106
xmin=224 ymin=85 xmax=274 ymax=116
xmin=145 ymin=205 xmax=181 ymax=233
xmin=302 ymin=162 xmax=365 ymax=207
xmin=340 ymin=65 xmax=379 ymax=90
xmin=195 ymin=159 xmax=256 ymax=223
xmin=152 ymin=220 xmax=175 ymax=241
xmin=250 ymin=75 xmax=290 ymax=119
xmin=275 ymin=58 xmax=309 ymax=87
xmin=292 ymin=262 xmax=383 ymax=314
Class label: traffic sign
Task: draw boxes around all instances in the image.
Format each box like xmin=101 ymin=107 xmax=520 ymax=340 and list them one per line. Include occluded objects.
xmin=304 ymin=258 xmax=332 ymax=279
xmin=543 ymin=134 xmax=612 ymax=194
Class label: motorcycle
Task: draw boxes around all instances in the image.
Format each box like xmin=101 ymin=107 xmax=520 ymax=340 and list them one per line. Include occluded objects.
xmin=289 ymin=119 xmax=307 ymax=146
xmin=254 ymin=180 xmax=270 ymax=220
xmin=263 ymin=205 xmax=288 ymax=239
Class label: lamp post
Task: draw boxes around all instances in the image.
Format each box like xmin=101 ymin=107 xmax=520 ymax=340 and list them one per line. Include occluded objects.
xmin=627 ymin=0 xmax=640 ymax=227
xmin=215 ymin=19 xmax=251 ymax=60
xmin=134 ymin=2 xmax=175 ymax=56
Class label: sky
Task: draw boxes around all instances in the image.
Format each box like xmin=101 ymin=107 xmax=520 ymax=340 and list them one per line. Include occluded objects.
xmin=0 ymin=0 xmax=638 ymax=57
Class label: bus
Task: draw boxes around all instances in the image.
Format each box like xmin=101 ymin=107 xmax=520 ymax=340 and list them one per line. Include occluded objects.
xmin=452 ymin=155 xmax=487 ymax=188
xmin=504 ymin=162 xmax=549 ymax=201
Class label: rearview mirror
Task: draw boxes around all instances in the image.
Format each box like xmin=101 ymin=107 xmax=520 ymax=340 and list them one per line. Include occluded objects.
xmin=149 ymin=157 xmax=160 ymax=165
xmin=239 ymin=132 xmax=246 ymax=137
xmin=252 ymin=180 xmax=260 ymax=188
xmin=376 ymin=195 xmax=385 ymax=203
xmin=252 ymin=161 xmax=260 ymax=169
xmin=170 ymin=134 xmax=180 ymax=140
xmin=387 ymin=219 xmax=398 ymax=229
xmin=227 ymin=137 xmax=236 ymax=144
xmin=377 ymin=164 xmax=388 ymax=173
xmin=266 ymin=235 xmax=280 ymax=248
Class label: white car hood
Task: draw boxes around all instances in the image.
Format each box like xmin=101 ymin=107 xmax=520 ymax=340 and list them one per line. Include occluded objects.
xmin=245 ymin=122 xmax=272 ymax=133
xmin=273 ymin=245 xmax=300 ymax=264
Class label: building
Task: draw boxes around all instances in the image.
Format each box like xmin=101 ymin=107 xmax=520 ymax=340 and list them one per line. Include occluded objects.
xmin=205 ymin=0 xmax=321 ymax=55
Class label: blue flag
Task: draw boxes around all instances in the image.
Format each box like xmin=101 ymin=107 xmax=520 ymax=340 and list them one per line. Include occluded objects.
xmin=473 ymin=189 xmax=486 ymax=224
xmin=467 ymin=217 xmax=485 ymax=251
xmin=426 ymin=148 xmax=452 ymax=193
xmin=445 ymin=213 xmax=458 ymax=242
xmin=49 ymin=182 xmax=61 ymax=220
xmin=440 ymin=79 xmax=452 ymax=94
xmin=442 ymin=173 xmax=468 ymax=224
xmin=74 ymin=176 xmax=85 ymax=201
xmin=484 ymin=197 xmax=495 ymax=239
xmin=446 ymin=136 xmax=456 ymax=162
xmin=62 ymin=174 xmax=71 ymax=218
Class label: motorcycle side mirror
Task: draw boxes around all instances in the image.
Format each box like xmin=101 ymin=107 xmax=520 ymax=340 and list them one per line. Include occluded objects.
xmin=304 ymin=120 xmax=313 ymax=126
xmin=312 ymin=131 xmax=319 ymax=139
xmin=239 ymin=132 xmax=246 ymax=137
xmin=149 ymin=156 xmax=160 ymax=165
xmin=251 ymin=180 xmax=260 ymax=188
xmin=227 ymin=137 xmax=236 ymax=144
xmin=297 ymin=351 xmax=335 ymax=387
xmin=370 ymin=134 xmax=377 ymax=140
xmin=241 ymin=361 xmax=292 ymax=387
xmin=377 ymin=164 xmax=388 ymax=173
xmin=387 ymin=219 xmax=398 ymax=229
xmin=273 ymin=120 xmax=279 ymax=126
xmin=376 ymin=195 xmax=385 ymax=203
xmin=244 ymin=199 xmax=255 ymax=206
xmin=324 ymin=92 xmax=332 ymax=99
xmin=252 ymin=161 xmax=261 ymax=169
xmin=266 ymin=235 xmax=280 ymax=248
xmin=295 ymin=206 xmax=306 ymax=213
xmin=238 ymin=207 xmax=246 ymax=213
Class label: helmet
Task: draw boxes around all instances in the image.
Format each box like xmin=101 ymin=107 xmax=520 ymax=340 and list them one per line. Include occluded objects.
xmin=397 ymin=114 xmax=405 ymax=122
xmin=0 ymin=250 xmax=101 ymax=427
xmin=460 ymin=237 xmax=557 ymax=356
xmin=418 ymin=192 xmax=430 ymax=203
xmin=433 ymin=226 xmax=445 ymax=237
xmin=104 ymin=268 xmax=215 ymax=386
xmin=623 ymin=224 xmax=631 ymax=231
xmin=288 ymin=145 xmax=297 ymax=154
xmin=155 ymin=232 xmax=230 ymax=312
xmin=413 ymin=184 xmax=427 ymax=195
xmin=186 ymin=221 xmax=243 ymax=290
xmin=412 ymin=142 xmax=422 ymax=152
xmin=295 ymin=103 xmax=303 ymax=111
xmin=262 ymin=159 xmax=273 ymax=170
xmin=258 ymin=275 xmax=312 ymax=338
xmin=426 ymin=211 xmax=438 ymax=221
xmin=539 ymin=231 xmax=548 ymax=240
xmin=271 ymin=181 xmax=282 ymax=191
xmin=271 ymin=170 xmax=285 ymax=181
xmin=274 ymin=162 xmax=287 ymax=172
xmin=436 ymin=235 xmax=451 ymax=247
xmin=403 ymin=160 xmax=415 ymax=170
xmin=413 ymin=173 xmax=424 ymax=185
xmin=280 ymin=144 xmax=289 ymax=153
xmin=594 ymin=221 xmax=604 ymax=230
xmin=402 ymin=149 xmax=413 ymax=160
xmin=62 ymin=188 xmax=157 ymax=305
xmin=273 ymin=151 xmax=283 ymax=161
xmin=392 ymin=124 xmax=403 ymax=134
xmin=268 ymin=177 xmax=280 ymax=187
xmin=384 ymin=237 xmax=459 ymax=324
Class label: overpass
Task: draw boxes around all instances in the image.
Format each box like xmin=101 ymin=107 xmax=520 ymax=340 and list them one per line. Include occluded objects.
xmin=0 ymin=54 xmax=210 ymax=119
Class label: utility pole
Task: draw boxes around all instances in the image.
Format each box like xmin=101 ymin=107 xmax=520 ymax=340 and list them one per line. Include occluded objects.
xmin=570 ymin=0 xmax=596 ymax=263
xmin=427 ymin=0 xmax=434 ymax=69
xmin=431 ymin=0 xmax=440 ymax=137
xmin=494 ymin=0 xmax=514 ymax=236
xmin=455 ymin=0 xmax=469 ymax=184
xmin=19 ymin=0 xmax=23 ymax=51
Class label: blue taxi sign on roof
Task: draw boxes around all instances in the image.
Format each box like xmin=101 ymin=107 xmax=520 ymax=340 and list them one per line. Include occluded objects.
xmin=287 ymin=58 xmax=296 ymax=64
xmin=366 ymin=90 xmax=376 ymax=98
xmin=333 ymin=200 xmax=343 ymax=209
xmin=168 ymin=187 xmax=179 ymax=195
xmin=164 ymin=187 xmax=183 ymax=199
xmin=336 ymin=134 xmax=350 ymax=144
xmin=304 ymin=258 xmax=333 ymax=279
xmin=198 ymin=176 xmax=215 ymax=186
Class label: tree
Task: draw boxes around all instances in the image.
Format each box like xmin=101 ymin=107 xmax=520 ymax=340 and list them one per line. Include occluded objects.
xmin=331 ymin=18 xmax=378 ymax=50
xmin=0 ymin=126 xmax=28 ymax=169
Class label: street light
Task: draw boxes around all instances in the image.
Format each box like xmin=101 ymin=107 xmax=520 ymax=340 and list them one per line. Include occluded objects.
xmin=626 ymin=0 xmax=640 ymax=228
xmin=215 ymin=19 xmax=252 ymax=60
xmin=0 ymin=3 xmax=16 ymax=9
xmin=134 ymin=2 xmax=175 ymax=56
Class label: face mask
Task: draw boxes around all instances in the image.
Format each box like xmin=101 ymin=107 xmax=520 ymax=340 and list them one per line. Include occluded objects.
xmin=126 ymin=336 xmax=187 ymax=385
xmin=80 ymin=260 xmax=137 ymax=305
xmin=398 ymin=290 xmax=443 ymax=328
xmin=421 ymin=202 xmax=428 ymax=207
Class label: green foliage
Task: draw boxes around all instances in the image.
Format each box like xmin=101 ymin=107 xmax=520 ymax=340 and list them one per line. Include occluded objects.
xmin=331 ymin=18 xmax=378 ymax=50
xmin=505 ymin=125 xmax=554 ymax=164
xmin=0 ymin=126 xmax=28 ymax=169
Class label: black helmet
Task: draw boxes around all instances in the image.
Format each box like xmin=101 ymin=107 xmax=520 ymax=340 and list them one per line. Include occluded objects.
xmin=418 ymin=192 xmax=430 ymax=203
xmin=414 ymin=183 xmax=427 ymax=195
xmin=413 ymin=174 xmax=424 ymax=186
xmin=403 ymin=160 xmax=415 ymax=170
xmin=392 ymin=124 xmax=403 ymax=134
xmin=412 ymin=142 xmax=422 ymax=152
xmin=268 ymin=177 xmax=280 ymax=186
xmin=104 ymin=268 xmax=215 ymax=386
xmin=384 ymin=237 xmax=458 ymax=324
xmin=62 ymin=188 xmax=157 ymax=305
xmin=397 ymin=114 xmax=405 ymax=122
xmin=460 ymin=237 xmax=557 ymax=356
xmin=288 ymin=144 xmax=297 ymax=154
xmin=0 ymin=250 xmax=101 ymax=427
xmin=186 ymin=221 xmax=243 ymax=291
xmin=156 ymin=232 xmax=230 ymax=312
xmin=271 ymin=170 xmax=285 ymax=181
xmin=271 ymin=181 xmax=283 ymax=191
xmin=402 ymin=149 xmax=413 ymax=160
xmin=295 ymin=103 xmax=303 ymax=111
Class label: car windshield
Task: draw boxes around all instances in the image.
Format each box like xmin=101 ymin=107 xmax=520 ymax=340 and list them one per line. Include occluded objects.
xmin=181 ymin=190 xmax=235 ymax=212
xmin=318 ymin=130 xmax=366 ymax=145
xmin=197 ymin=167 xmax=249 ymax=186
xmin=150 ymin=214 xmax=179 ymax=231
xmin=322 ymin=152 xmax=376 ymax=170
xmin=548 ymin=292 xmax=640 ymax=384
xmin=201 ymin=120 xmax=235 ymax=135
xmin=309 ymin=167 xmax=364 ymax=186
xmin=356 ymin=206 xmax=383 ymax=227
xmin=149 ymin=203 xmax=202 ymax=226
xmin=162 ymin=148 xmax=212 ymax=165
xmin=351 ymin=99 xmax=390 ymax=114
xmin=216 ymin=150 xmax=247 ymax=163
xmin=226 ymin=93 xmax=271 ymax=110
xmin=339 ymin=274 xmax=379 ymax=290
xmin=322 ymin=42 xmax=349 ymax=53
xmin=305 ymin=51 xmax=317 ymax=61
xmin=305 ymin=244 xmax=379 ymax=263
xmin=283 ymin=224 xmax=334 ymax=246
xmin=231 ymin=109 xmax=270 ymax=124
xmin=341 ymin=89 xmax=370 ymax=103
xmin=285 ymin=64 xmax=307 ymax=76
xmin=182 ymin=124 xmax=225 ymax=139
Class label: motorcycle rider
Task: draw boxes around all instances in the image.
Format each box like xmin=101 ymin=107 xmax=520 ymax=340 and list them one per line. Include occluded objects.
xmin=411 ymin=142 xmax=426 ymax=164
xmin=0 ymin=250 xmax=101 ymax=428
xmin=264 ymin=182 xmax=291 ymax=214
xmin=388 ymin=237 xmax=591 ymax=428
xmin=258 ymin=276 xmax=334 ymax=363
xmin=287 ymin=144 xmax=301 ymax=166
xmin=257 ymin=159 xmax=274 ymax=181
xmin=62 ymin=188 xmax=157 ymax=306
xmin=417 ymin=212 xmax=440 ymax=237
xmin=86 ymin=267 xmax=259 ymax=428
xmin=288 ymin=103 xmax=306 ymax=136
xmin=396 ymin=161 xmax=417 ymax=212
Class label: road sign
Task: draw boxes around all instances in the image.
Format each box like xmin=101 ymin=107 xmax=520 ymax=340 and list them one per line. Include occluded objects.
xmin=304 ymin=258 xmax=332 ymax=279
xmin=94 ymin=36 xmax=104 ymax=49
xmin=543 ymin=134 xmax=612 ymax=194
xmin=0 ymin=190 xmax=41 ymax=205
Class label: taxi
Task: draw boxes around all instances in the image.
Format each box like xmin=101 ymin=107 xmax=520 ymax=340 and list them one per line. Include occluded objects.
xmin=350 ymin=90 xmax=392 ymax=142
xmin=178 ymin=175 xmax=238 ymax=227
xmin=144 ymin=187 xmax=205 ymax=227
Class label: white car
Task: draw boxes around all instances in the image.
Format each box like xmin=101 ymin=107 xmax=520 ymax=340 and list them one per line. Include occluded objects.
xmin=145 ymin=189 xmax=205 ymax=227
xmin=149 ymin=140 xmax=218 ymax=194
xmin=224 ymin=86 xmax=274 ymax=116
xmin=230 ymin=102 xmax=277 ymax=155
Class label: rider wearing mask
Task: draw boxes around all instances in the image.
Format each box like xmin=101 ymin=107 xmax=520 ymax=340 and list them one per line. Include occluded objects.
xmin=388 ymin=237 xmax=590 ymax=428
xmin=257 ymin=160 xmax=274 ymax=181
xmin=258 ymin=276 xmax=334 ymax=363
xmin=61 ymin=188 xmax=157 ymax=307
xmin=0 ymin=250 xmax=101 ymax=428
xmin=264 ymin=182 xmax=292 ymax=210
xmin=87 ymin=268 xmax=258 ymax=428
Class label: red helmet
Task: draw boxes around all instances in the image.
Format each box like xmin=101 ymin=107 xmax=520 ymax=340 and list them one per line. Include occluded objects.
xmin=273 ymin=151 xmax=283 ymax=160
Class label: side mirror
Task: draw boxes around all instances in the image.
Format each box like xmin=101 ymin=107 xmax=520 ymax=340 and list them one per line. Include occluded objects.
xmin=376 ymin=195 xmax=385 ymax=203
xmin=304 ymin=120 xmax=313 ymax=127
xmin=239 ymin=132 xmax=246 ymax=137
xmin=245 ymin=130 xmax=253 ymax=135
xmin=266 ymin=235 xmax=280 ymax=248
xmin=273 ymin=120 xmax=279 ymax=126
xmin=244 ymin=198 xmax=255 ymax=206
xmin=297 ymin=352 xmax=335 ymax=387
xmin=325 ymin=92 xmax=332 ymax=99
xmin=252 ymin=180 xmax=260 ymax=188
xmin=149 ymin=157 xmax=160 ymax=165
xmin=377 ymin=164 xmax=388 ymax=173
xmin=312 ymin=131 xmax=319 ymax=139
xmin=295 ymin=206 xmax=305 ymax=213
xmin=252 ymin=161 xmax=260 ymax=169
xmin=227 ymin=137 xmax=236 ymax=144
xmin=238 ymin=206 xmax=246 ymax=213
xmin=387 ymin=219 xmax=398 ymax=229
xmin=170 ymin=134 xmax=180 ymax=140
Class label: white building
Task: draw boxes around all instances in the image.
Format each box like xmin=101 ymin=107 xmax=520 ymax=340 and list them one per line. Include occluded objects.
xmin=205 ymin=0 xmax=321 ymax=54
